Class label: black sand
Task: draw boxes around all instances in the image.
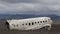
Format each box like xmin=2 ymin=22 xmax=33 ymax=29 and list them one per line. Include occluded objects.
xmin=0 ymin=20 xmax=60 ymax=34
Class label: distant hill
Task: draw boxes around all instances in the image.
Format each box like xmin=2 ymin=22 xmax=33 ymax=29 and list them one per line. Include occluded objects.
xmin=0 ymin=14 xmax=60 ymax=20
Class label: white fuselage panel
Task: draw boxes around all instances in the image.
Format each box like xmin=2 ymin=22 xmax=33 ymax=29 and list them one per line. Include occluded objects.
xmin=6 ymin=17 xmax=53 ymax=30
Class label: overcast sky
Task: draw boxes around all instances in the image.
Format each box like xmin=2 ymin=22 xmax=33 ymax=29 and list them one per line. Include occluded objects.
xmin=0 ymin=0 xmax=60 ymax=15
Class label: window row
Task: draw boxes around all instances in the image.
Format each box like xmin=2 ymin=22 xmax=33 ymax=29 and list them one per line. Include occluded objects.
xmin=22 ymin=20 xmax=47 ymax=26
xmin=11 ymin=20 xmax=47 ymax=27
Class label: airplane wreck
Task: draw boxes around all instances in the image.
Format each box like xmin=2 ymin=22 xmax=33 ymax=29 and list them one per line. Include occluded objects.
xmin=5 ymin=17 xmax=53 ymax=30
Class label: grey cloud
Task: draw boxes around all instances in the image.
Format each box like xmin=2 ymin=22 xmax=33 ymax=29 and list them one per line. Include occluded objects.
xmin=1 ymin=0 xmax=60 ymax=4
xmin=0 ymin=0 xmax=60 ymax=15
xmin=37 ymin=0 xmax=60 ymax=5
xmin=1 ymin=0 xmax=36 ymax=3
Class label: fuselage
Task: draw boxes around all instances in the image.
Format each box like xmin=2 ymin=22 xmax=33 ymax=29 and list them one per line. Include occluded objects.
xmin=6 ymin=17 xmax=53 ymax=30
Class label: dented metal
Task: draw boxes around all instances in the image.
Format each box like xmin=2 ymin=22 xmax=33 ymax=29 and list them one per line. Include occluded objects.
xmin=5 ymin=17 xmax=53 ymax=30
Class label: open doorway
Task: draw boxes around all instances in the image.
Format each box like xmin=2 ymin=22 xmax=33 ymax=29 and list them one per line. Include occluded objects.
xmin=5 ymin=21 xmax=9 ymax=30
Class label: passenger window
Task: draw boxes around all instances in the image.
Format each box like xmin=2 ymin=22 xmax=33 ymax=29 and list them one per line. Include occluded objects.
xmin=22 ymin=24 xmax=24 ymax=25
xmin=12 ymin=24 xmax=15 ymax=27
xmin=26 ymin=23 xmax=27 ymax=25
xmin=12 ymin=24 xmax=14 ymax=25
xmin=43 ymin=21 xmax=44 ymax=23
xmin=40 ymin=21 xmax=42 ymax=23
xmin=45 ymin=20 xmax=47 ymax=22
xmin=38 ymin=22 xmax=39 ymax=23
xmin=29 ymin=23 xmax=31 ymax=26
xmin=12 ymin=24 xmax=18 ymax=27
xmin=35 ymin=22 xmax=36 ymax=24
xmin=32 ymin=22 xmax=34 ymax=25
xmin=16 ymin=24 xmax=18 ymax=27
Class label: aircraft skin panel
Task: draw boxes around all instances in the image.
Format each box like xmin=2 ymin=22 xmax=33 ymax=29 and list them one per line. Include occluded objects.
xmin=6 ymin=17 xmax=53 ymax=30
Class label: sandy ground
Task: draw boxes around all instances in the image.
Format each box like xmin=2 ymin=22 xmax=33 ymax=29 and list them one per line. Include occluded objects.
xmin=0 ymin=20 xmax=60 ymax=34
